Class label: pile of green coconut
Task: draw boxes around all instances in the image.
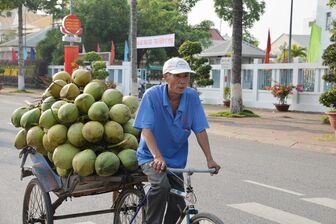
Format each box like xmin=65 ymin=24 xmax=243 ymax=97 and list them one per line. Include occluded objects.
xmin=11 ymin=69 xmax=141 ymax=178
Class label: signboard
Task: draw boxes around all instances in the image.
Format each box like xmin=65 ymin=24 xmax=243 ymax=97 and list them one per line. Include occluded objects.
xmin=62 ymin=15 xmax=82 ymax=34
xmin=62 ymin=35 xmax=82 ymax=43
xmin=137 ymin=34 xmax=175 ymax=49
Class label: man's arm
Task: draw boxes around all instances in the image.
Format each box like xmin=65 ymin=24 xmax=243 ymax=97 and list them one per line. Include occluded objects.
xmin=142 ymin=128 xmax=166 ymax=172
xmin=195 ymin=130 xmax=221 ymax=174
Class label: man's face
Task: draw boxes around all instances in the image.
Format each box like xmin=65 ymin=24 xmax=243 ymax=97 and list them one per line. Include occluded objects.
xmin=164 ymin=73 xmax=190 ymax=95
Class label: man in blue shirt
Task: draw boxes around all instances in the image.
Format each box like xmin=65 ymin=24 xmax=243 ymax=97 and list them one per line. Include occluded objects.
xmin=134 ymin=57 xmax=220 ymax=224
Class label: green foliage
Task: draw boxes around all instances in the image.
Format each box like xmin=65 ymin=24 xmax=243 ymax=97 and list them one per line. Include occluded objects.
xmin=92 ymin=61 xmax=109 ymax=79
xmin=319 ymin=89 xmax=336 ymax=109
xmin=36 ymin=28 xmax=64 ymax=64
xmin=243 ymin=30 xmax=259 ymax=47
xmin=321 ymin=115 xmax=330 ymax=124
xmin=209 ymin=109 xmax=259 ymax=118
xmin=83 ymin=52 xmax=102 ymax=62
xmin=178 ymin=40 xmax=213 ymax=87
xmin=224 ymin=87 xmax=230 ymax=99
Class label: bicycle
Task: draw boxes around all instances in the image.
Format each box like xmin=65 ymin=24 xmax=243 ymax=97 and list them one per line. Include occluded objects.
xmin=113 ymin=167 xmax=224 ymax=224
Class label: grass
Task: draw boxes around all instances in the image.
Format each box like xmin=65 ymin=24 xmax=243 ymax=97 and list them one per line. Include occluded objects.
xmin=10 ymin=89 xmax=34 ymax=94
xmin=318 ymin=134 xmax=336 ymax=141
xmin=209 ymin=109 xmax=259 ymax=118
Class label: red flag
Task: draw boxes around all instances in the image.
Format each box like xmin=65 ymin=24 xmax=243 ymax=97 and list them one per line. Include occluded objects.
xmin=265 ymin=29 xmax=271 ymax=64
xmin=11 ymin=48 xmax=17 ymax=62
xmin=96 ymin=42 xmax=100 ymax=52
xmin=109 ymin=41 xmax=115 ymax=65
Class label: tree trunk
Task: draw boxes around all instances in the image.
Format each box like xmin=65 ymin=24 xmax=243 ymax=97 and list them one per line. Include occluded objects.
xmin=130 ymin=0 xmax=138 ymax=96
xmin=230 ymin=0 xmax=243 ymax=113
xmin=18 ymin=4 xmax=25 ymax=90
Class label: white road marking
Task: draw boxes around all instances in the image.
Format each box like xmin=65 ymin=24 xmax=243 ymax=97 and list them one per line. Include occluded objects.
xmin=227 ymin=202 xmax=321 ymax=224
xmin=301 ymin=197 xmax=336 ymax=209
xmin=244 ymin=180 xmax=305 ymax=196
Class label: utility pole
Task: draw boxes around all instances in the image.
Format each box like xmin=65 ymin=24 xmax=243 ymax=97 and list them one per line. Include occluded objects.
xmin=130 ymin=0 xmax=138 ymax=96
xmin=288 ymin=0 xmax=293 ymax=63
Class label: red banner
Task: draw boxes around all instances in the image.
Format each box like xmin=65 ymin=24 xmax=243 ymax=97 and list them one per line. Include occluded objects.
xmin=64 ymin=46 xmax=79 ymax=75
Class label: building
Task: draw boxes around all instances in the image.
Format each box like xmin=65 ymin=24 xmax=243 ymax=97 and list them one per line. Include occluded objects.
xmin=271 ymin=34 xmax=310 ymax=56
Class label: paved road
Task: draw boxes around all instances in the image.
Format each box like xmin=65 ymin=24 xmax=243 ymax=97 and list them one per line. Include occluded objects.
xmin=1 ymin=94 xmax=335 ymax=223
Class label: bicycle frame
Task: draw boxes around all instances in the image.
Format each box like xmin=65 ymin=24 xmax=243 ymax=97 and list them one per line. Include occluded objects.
xmin=129 ymin=168 xmax=215 ymax=224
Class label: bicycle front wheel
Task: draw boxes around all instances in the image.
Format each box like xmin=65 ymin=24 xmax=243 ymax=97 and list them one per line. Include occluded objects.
xmin=22 ymin=178 xmax=54 ymax=224
xmin=190 ymin=212 xmax=224 ymax=224
xmin=113 ymin=188 xmax=146 ymax=224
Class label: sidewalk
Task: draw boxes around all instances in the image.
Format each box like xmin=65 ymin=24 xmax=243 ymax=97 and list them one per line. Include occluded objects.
xmin=204 ymin=105 xmax=336 ymax=155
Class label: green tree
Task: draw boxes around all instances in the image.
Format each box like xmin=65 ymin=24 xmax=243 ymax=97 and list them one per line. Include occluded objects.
xmin=179 ymin=40 xmax=213 ymax=87
xmin=214 ymin=0 xmax=265 ymax=113
xmin=36 ymin=28 xmax=64 ymax=65
xmin=277 ymin=43 xmax=307 ymax=63
xmin=291 ymin=44 xmax=307 ymax=59
xmin=0 ymin=1 xmax=43 ymax=90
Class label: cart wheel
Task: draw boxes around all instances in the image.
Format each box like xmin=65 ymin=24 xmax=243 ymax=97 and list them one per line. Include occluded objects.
xmin=22 ymin=178 xmax=54 ymax=224
xmin=113 ymin=188 xmax=146 ymax=224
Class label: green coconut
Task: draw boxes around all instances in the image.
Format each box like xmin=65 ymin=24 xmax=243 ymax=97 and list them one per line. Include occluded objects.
xmin=101 ymin=89 xmax=123 ymax=108
xmin=39 ymin=109 xmax=57 ymax=130
xmin=95 ymin=151 xmax=120 ymax=176
xmin=109 ymin=104 xmax=131 ymax=125
xmin=56 ymin=167 xmax=70 ymax=177
xmin=47 ymin=124 xmax=68 ymax=146
xmin=72 ymin=69 xmax=91 ymax=87
xmin=122 ymin=96 xmax=139 ymax=114
xmin=42 ymin=88 xmax=52 ymax=99
xmin=20 ymin=108 xmax=41 ymax=129
xmin=118 ymin=149 xmax=138 ymax=172
xmin=104 ymin=121 xmax=124 ymax=144
xmin=72 ymin=149 xmax=97 ymax=176
xmin=88 ymin=101 xmax=109 ymax=122
xmin=42 ymin=133 xmax=57 ymax=153
xmin=41 ymin=96 xmax=57 ymax=112
xmin=67 ymin=122 xmax=87 ymax=147
xmin=123 ymin=119 xmax=140 ymax=138
xmin=53 ymin=143 xmax=80 ymax=170
xmin=14 ymin=129 xmax=27 ymax=149
xmin=82 ymin=121 xmax=104 ymax=143
xmin=11 ymin=107 xmax=29 ymax=127
xmin=58 ymin=103 xmax=79 ymax=124
xmin=26 ymin=126 xmax=45 ymax=154
xmin=47 ymin=152 xmax=53 ymax=162
xmin=83 ymin=81 xmax=105 ymax=101
xmin=119 ymin=133 xmax=138 ymax=150
xmin=52 ymin=71 xmax=71 ymax=83
xmin=74 ymin=93 xmax=95 ymax=114
xmin=60 ymin=83 xmax=80 ymax=100
xmin=48 ymin=80 xmax=67 ymax=98
xmin=51 ymin=100 xmax=68 ymax=121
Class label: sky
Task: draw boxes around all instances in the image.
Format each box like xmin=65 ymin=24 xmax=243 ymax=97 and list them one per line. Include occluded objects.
xmin=188 ymin=0 xmax=318 ymax=50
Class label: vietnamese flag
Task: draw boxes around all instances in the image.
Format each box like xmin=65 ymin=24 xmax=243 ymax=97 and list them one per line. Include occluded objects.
xmin=265 ymin=29 xmax=271 ymax=64
xmin=109 ymin=40 xmax=115 ymax=65
xmin=11 ymin=48 xmax=17 ymax=62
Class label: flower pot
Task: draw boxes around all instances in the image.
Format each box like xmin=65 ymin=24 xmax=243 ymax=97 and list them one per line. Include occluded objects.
xmin=274 ymin=103 xmax=290 ymax=112
xmin=223 ymin=100 xmax=230 ymax=107
xmin=326 ymin=112 xmax=336 ymax=132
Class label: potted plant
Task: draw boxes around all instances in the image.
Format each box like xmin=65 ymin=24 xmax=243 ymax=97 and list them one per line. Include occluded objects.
xmin=319 ymin=21 xmax=336 ymax=134
xmin=223 ymin=86 xmax=230 ymax=107
xmin=266 ymin=83 xmax=302 ymax=111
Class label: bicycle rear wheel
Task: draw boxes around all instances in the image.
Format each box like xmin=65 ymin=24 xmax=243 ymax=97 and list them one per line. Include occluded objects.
xmin=113 ymin=188 xmax=146 ymax=224
xmin=22 ymin=178 xmax=54 ymax=224
xmin=190 ymin=212 xmax=224 ymax=224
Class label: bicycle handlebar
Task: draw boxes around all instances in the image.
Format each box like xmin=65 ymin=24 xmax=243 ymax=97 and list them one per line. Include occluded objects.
xmin=167 ymin=167 xmax=216 ymax=174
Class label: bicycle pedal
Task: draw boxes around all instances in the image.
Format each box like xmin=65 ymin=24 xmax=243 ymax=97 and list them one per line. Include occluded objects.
xmin=188 ymin=208 xmax=198 ymax=215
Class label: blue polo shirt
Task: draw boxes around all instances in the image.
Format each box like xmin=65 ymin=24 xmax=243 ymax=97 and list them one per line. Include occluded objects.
xmin=133 ymin=84 xmax=209 ymax=168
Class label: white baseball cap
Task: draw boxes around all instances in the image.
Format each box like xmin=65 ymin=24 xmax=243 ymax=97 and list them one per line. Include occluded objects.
xmin=162 ymin=57 xmax=196 ymax=75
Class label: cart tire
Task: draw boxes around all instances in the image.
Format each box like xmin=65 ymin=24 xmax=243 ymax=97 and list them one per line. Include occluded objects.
xmin=190 ymin=212 xmax=224 ymax=224
xmin=22 ymin=178 xmax=54 ymax=224
xmin=113 ymin=188 xmax=145 ymax=224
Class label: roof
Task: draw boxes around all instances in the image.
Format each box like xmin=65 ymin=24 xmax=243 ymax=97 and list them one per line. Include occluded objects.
xmin=209 ymin=28 xmax=224 ymax=41
xmin=200 ymin=39 xmax=266 ymax=58
xmin=272 ymin=33 xmax=310 ymax=48
xmin=0 ymin=27 xmax=52 ymax=48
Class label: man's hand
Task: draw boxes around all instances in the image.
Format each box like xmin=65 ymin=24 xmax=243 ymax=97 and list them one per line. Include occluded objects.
xmin=207 ymin=159 xmax=221 ymax=176
xmin=150 ymin=156 xmax=166 ymax=172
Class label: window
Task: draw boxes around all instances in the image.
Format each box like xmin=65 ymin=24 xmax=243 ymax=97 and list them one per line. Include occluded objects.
xmin=6 ymin=11 xmax=11 ymax=17
xmin=326 ymin=12 xmax=332 ymax=30
xmin=242 ymin=69 xmax=253 ymax=89
xmin=211 ymin=69 xmax=220 ymax=88
xmin=298 ymin=69 xmax=315 ymax=92
xmin=258 ymin=69 xmax=272 ymax=90
xmin=117 ymin=69 xmax=122 ymax=83
xmin=107 ymin=69 xmax=115 ymax=82
xmin=279 ymin=69 xmax=292 ymax=85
